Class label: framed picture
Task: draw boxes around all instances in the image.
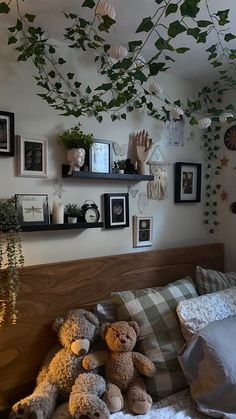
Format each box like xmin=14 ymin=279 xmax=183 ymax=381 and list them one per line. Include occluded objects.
xmin=15 ymin=194 xmax=49 ymax=226
xmin=104 ymin=193 xmax=129 ymax=228
xmin=174 ymin=162 xmax=202 ymax=203
xmin=17 ymin=136 xmax=48 ymax=177
xmin=89 ymin=139 xmax=112 ymax=173
xmin=0 ymin=111 xmax=15 ymax=156
xmin=133 ymin=216 xmax=153 ymax=248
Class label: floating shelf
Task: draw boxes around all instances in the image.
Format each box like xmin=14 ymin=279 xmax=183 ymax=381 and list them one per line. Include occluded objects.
xmin=20 ymin=222 xmax=103 ymax=232
xmin=62 ymin=165 xmax=154 ymax=181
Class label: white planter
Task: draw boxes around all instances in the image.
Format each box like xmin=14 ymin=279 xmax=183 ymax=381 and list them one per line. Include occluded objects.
xmin=118 ymin=169 xmax=124 ymax=174
xmin=52 ymin=201 xmax=64 ymax=224
xmin=67 ymin=217 xmax=77 ymax=224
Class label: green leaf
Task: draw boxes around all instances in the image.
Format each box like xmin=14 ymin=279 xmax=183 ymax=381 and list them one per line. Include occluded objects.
xmin=168 ymin=21 xmax=186 ymax=38
xmin=224 ymin=33 xmax=236 ymax=42
xmin=58 ymin=58 xmax=66 ymax=65
xmin=98 ymin=15 xmax=115 ymax=32
xmin=180 ymin=0 xmax=200 ymax=18
xmin=190 ymin=116 xmax=199 ymax=125
xmin=111 ymin=114 xmax=118 ymax=121
xmin=149 ymin=62 xmax=166 ymax=76
xmin=16 ymin=19 xmax=22 ymax=31
xmin=82 ymin=0 xmax=95 ymax=8
xmin=49 ymin=45 xmax=56 ymax=54
xmin=187 ymin=27 xmax=200 ymax=39
xmin=8 ymin=36 xmax=17 ymax=45
xmin=121 ymin=113 xmax=127 ymax=120
xmin=25 ymin=13 xmax=36 ymax=23
xmin=155 ymin=37 xmax=175 ymax=51
xmin=216 ymin=9 xmax=229 ymax=23
xmin=86 ymin=86 xmax=91 ymax=94
xmin=0 ymin=2 xmax=10 ymax=13
xmin=96 ymin=115 xmax=103 ymax=123
xmin=95 ymin=83 xmax=113 ymax=91
xmin=67 ymin=72 xmax=74 ymax=80
xmin=136 ymin=17 xmax=153 ymax=33
xmin=176 ymin=47 xmax=190 ymax=53
xmin=48 ymin=71 xmax=56 ymax=78
xmin=165 ymin=3 xmax=178 ymax=17
xmin=197 ymin=20 xmax=212 ymax=27
xmin=197 ymin=31 xmax=207 ymax=43
xmin=128 ymin=40 xmax=142 ymax=52
xmin=155 ymin=0 xmax=165 ymax=3
xmin=74 ymin=81 xmax=81 ymax=88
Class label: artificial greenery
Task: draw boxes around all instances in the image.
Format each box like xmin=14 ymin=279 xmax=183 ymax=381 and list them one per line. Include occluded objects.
xmin=59 ymin=124 xmax=94 ymax=150
xmin=114 ymin=159 xmax=126 ymax=170
xmin=65 ymin=203 xmax=81 ymax=217
xmin=0 ymin=198 xmax=24 ymax=325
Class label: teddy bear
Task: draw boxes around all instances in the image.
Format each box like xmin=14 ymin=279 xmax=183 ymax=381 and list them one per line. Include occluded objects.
xmin=10 ymin=309 xmax=109 ymax=419
xmin=82 ymin=320 xmax=156 ymax=415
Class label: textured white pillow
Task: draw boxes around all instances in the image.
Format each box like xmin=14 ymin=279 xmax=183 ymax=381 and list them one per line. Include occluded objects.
xmin=177 ymin=286 xmax=236 ymax=341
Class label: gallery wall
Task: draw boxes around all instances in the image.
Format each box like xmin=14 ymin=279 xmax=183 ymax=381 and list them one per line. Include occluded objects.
xmin=0 ymin=26 xmax=215 ymax=266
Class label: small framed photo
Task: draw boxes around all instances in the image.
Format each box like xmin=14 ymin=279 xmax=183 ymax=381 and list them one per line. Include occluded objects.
xmin=175 ymin=162 xmax=202 ymax=203
xmin=133 ymin=216 xmax=153 ymax=247
xmin=89 ymin=139 xmax=112 ymax=173
xmin=0 ymin=111 xmax=15 ymax=156
xmin=104 ymin=193 xmax=129 ymax=229
xmin=15 ymin=194 xmax=49 ymax=226
xmin=17 ymin=136 xmax=48 ymax=177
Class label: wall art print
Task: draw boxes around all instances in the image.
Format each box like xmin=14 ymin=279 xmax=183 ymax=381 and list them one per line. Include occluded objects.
xmin=104 ymin=193 xmax=129 ymax=229
xmin=133 ymin=215 xmax=153 ymax=248
xmin=0 ymin=111 xmax=15 ymax=156
xmin=166 ymin=119 xmax=185 ymax=147
xmin=174 ymin=162 xmax=202 ymax=203
xmin=17 ymin=136 xmax=48 ymax=177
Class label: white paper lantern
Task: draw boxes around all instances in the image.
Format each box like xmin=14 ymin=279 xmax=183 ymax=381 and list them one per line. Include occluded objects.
xmin=219 ymin=112 xmax=234 ymax=123
xmin=170 ymin=106 xmax=184 ymax=120
xmin=149 ymin=82 xmax=163 ymax=97
xmin=198 ymin=117 xmax=212 ymax=129
xmin=108 ymin=45 xmax=128 ymax=60
xmin=96 ymin=2 xmax=116 ymax=20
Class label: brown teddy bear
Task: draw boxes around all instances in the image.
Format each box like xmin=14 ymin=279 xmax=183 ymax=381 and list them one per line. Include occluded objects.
xmin=10 ymin=309 xmax=109 ymax=419
xmin=82 ymin=321 xmax=156 ymax=415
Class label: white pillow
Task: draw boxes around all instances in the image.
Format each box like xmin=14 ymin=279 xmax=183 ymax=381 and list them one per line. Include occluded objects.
xmin=177 ymin=286 xmax=236 ymax=341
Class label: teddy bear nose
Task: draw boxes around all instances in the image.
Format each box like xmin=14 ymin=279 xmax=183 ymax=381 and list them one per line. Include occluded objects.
xmin=120 ymin=338 xmax=126 ymax=344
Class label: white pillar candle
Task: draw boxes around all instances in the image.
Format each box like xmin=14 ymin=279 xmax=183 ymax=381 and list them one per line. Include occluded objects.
xmin=52 ymin=201 xmax=64 ymax=224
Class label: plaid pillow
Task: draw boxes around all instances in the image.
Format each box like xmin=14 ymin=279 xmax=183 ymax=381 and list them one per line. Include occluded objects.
xmin=111 ymin=277 xmax=197 ymax=401
xmin=196 ymin=266 xmax=236 ymax=295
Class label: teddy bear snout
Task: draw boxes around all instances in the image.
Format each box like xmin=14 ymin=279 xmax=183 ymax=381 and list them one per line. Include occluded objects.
xmin=71 ymin=338 xmax=90 ymax=356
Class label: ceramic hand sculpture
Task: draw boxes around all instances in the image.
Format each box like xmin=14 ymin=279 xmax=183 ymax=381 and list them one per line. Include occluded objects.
xmin=134 ymin=130 xmax=153 ymax=175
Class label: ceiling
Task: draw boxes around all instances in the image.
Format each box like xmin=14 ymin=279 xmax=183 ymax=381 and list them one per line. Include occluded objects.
xmin=1 ymin=0 xmax=236 ymax=82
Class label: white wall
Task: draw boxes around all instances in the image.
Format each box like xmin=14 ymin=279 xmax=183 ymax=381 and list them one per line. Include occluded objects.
xmin=0 ymin=27 xmax=214 ymax=266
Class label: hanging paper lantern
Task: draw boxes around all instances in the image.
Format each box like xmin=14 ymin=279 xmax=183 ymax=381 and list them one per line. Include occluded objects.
xmin=198 ymin=117 xmax=212 ymax=129
xmin=149 ymin=82 xmax=163 ymax=97
xmin=108 ymin=45 xmax=128 ymax=60
xmin=219 ymin=112 xmax=234 ymax=123
xmin=96 ymin=2 xmax=116 ymax=20
xmin=170 ymin=106 xmax=184 ymax=120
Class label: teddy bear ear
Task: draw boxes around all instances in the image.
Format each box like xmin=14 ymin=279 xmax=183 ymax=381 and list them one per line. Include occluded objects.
xmin=129 ymin=321 xmax=139 ymax=336
xmin=82 ymin=310 xmax=99 ymax=327
xmin=52 ymin=315 xmax=65 ymax=332
xmin=100 ymin=322 xmax=110 ymax=340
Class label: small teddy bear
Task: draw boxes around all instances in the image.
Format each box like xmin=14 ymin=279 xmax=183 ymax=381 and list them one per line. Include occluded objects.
xmin=11 ymin=309 xmax=108 ymax=419
xmin=83 ymin=321 xmax=156 ymax=415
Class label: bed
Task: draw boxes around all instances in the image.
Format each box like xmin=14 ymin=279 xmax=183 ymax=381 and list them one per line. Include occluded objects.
xmin=0 ymin=243 xmax=225 ymax=417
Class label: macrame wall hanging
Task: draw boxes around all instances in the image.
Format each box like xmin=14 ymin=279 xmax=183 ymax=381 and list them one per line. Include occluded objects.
xmin=147 ymin=145 xmax=171 ymax=200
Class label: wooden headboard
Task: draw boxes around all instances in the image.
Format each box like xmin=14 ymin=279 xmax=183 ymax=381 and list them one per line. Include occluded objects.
xmin=0 ymin=243 xmax=224 ymax=405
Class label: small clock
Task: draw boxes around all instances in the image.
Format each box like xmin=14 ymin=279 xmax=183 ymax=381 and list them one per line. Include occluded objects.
xmin=224 ymin=125 xmax=236 ymax=150
xmin=81 ymin=200 xmax=100 ymax=223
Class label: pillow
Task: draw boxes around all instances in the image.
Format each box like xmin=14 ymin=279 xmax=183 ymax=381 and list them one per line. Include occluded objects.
xmin=93 ymin=300 xmax=116 ymax=323
xmin=111 ymin=276 xmax=197 ymax=401
xmin=178 ymin=315 xmax=236 ymax=418
xmin=196 ymin=265 xmax=236 ymax=295
xmin=177 ymin=286 xmax=236 ymax=342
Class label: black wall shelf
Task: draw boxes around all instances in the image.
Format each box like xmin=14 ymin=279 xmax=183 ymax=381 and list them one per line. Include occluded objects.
xmin=62 ymin=165 xmax=154 ymax=181
xmin=21 ymin=222 xmax=103 ymax=232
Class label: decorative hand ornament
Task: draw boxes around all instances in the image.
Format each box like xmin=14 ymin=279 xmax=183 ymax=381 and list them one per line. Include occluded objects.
xmin=134 ymin=130 xmax=153 ymax=175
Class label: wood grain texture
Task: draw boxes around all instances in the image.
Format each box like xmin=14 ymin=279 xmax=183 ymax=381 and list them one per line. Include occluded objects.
xmin=0 ymin=243 xmax=224 ymax=404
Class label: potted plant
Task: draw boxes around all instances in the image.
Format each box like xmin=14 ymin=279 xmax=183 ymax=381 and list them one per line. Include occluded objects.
xmin=59 ymin=124 xmax=94 ymax=175
xmin=65 ymin=203 xmax=81 ymax=223
xmin=0 ymin=198 xmax=24 ymax=325
xmin=115 ymin=159 xmax=126 ymax=174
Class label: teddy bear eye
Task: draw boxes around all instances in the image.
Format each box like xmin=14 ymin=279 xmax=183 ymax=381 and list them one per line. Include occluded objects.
xmin=126 ymin=335 xmax=129 ymax=339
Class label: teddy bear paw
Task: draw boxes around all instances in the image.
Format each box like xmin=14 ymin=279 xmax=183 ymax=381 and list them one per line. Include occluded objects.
xmin=130 ymin=394 xmax=152 ymax=415
xmin=70 ymin=394 xmax=109 ymax=419
xmin=10 ymin=397 xmax=51 ymax=419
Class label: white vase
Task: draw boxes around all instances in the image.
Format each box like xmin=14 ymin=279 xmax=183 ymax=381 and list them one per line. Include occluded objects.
xmin=52 ymin=201 xmax=64 ymax=224
xmin=67 ymin=217 xmax=77 ymax=224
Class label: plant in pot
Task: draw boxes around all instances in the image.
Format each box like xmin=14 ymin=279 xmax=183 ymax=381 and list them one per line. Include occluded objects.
xmin=0 ymin=198 xmax=24 ymax=325
xmin=114 ymin=159 xmax=126 ymax=174
xmin=65 ymin=203 xmax=81 ymax=223
xmin=59 ymin=123 xmax=94 ymax=175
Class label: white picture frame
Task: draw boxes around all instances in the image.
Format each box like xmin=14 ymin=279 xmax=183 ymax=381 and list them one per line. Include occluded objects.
xmin=133 ymin=216 xmax=153 ymax=248
xmin=17 ymin=136 xmax=48 ymax=177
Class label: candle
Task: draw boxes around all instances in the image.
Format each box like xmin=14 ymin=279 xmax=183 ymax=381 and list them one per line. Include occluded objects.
xmin=52 ymin=201 xmax=64 ymax=224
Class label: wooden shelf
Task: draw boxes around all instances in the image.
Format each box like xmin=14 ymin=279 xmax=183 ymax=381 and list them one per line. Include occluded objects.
xmin=62 ymin=165 xmax=154 ymax=181
xmin=20 ymin=222 xmax=103 ymax=232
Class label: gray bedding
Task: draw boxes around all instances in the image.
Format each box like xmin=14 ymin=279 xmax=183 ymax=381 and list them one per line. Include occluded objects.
xmin=179 ymin=314 xmax=236 ymax=418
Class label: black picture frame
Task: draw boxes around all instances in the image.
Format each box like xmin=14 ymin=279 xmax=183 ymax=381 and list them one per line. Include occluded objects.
xmin=15 ymin=194 xmax=49 ymax=226
xmin=89 ymin=139 xmax=112 ymax=173
xmin=0 ymin=111 xmax=15 ymax=157
xmin=104 ymin=193 xmax=129 ymax=229
xmin=174 ymin=162 xmax=202 ymax=203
